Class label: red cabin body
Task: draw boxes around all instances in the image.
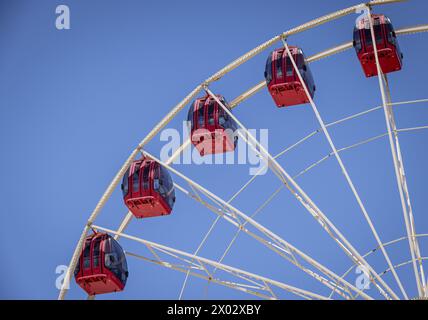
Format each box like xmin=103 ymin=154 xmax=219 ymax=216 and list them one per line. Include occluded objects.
xmin=353 ymin=14 xmax=403 ymax=77
xmin=122 ymin=158 xmax=175 ymax=219
xmin=265 ymin=46 xmax=315 ymax=108
xmin=188 ymin=95 xmax=238 ymax=156
xmin=74 ymin=233 xmax=128 ymax=296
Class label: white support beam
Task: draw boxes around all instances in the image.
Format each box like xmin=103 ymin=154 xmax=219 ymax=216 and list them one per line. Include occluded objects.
xmin=205 ymin=87 xmax=395 ymax=299
xmin=383 ymin=76 xmax=426 ymax=294
xmin=93 ymin=226 xmax=332 ymax=300
xmin=331 ymin=234 xmax=428 ymax=299
xmin=365 ymin=6 xmax=425 ymax=297
xmin=281 ymin=37 xmax=407 ymax=299
xmin=142 ymin=150 xmax=372 ymax=300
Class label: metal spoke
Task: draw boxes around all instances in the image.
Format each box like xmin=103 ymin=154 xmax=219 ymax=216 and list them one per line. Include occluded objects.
xmin=330 ymin=234 xmax=428 ymax=299
xmin=143 ymin=150 xmax=372 ymax=300
xmin=228 ymin=99 xmax=428 ymax=205
xmin=365 ymin=5 xmax=425 ymax=297
xmin=206 ymin=87 xmax=395 ymax=299
xmin=283 ymin=34 xmax=408 ymax=298
xmin=94 ymin=226 xmax=332 ymax=300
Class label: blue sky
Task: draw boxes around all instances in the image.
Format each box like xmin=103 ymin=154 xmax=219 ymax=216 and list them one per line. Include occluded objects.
xmin=0 ymin=0 xmax=428 ymax=299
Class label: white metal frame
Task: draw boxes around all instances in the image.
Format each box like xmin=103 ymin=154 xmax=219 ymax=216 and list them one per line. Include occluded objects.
xmin=280 ymin=35 xmax=408 ymax=298
xmin=58 ymin=0 xmax=428 ymax=300
xmin=93 ymin=226 xmax=332 ymax=300
xmin=365 ymin=4 xmax=426 ymax=297
xmin=141 ymin=150 xmax=371 ymax=300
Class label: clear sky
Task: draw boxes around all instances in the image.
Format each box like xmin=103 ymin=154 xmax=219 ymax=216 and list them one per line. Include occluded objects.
xmin=0 ymin=0 xmax=428 ymax=299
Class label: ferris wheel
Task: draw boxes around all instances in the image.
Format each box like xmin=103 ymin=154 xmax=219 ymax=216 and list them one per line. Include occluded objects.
xmin=58 ymin=0 xmax=428 ymax=300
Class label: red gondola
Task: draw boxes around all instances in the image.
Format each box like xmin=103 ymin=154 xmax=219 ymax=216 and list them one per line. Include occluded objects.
xmin=122 ymin=158 xmax=175 ymax=218
xmin=74 ymin=233 xmax=128 ymax=296
xmin=353 ymin=14 xmax=403 ymax=77
xmin=264 ymin=46 xmax=315 ymax=108
xmin=187 ymin=95 xmax=238 ymax=156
